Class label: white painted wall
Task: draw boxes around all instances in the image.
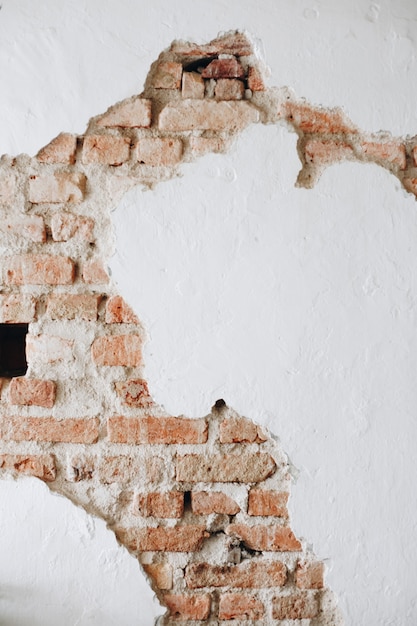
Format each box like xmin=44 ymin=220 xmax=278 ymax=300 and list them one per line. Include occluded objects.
xmin=1 ymin=1 xmax=417 ymax=625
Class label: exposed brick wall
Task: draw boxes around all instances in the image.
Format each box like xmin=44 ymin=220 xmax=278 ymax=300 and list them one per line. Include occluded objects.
xmin=3 ymin=29 xmax=414 ymax=624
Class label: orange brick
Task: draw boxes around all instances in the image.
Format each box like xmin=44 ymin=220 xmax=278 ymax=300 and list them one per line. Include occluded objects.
xmin=185 ymin=560 xmax=287 ymax=589
xmin=1 ymin=294 xmax=36 ymax=323
xmin=248 ymin=490 xmax=289 ymax=517
xmin=51 ymin=212 xmax=94 ymax=242
xmin=164 ymin=594 xmax=210 ymax=621
xmin=153 ymin=62 xmax=183 ymax=89
xmin=191 ymin=491 xmax=240 ymax=515
xmin=98 ymin=455 xmax=140 ymax=484
xmin=362 ymin=141 xmax=406 ymax=170
xmin=5 ymin=254 xmax=75 ymax=285
xmin=105 ymin=296 xmax=139 ymax=323
xmin=219 ymin=416 xmax=267 ymax=443
xmin=133 ymin=492 xmax=184 ymax=518
xmin=219 ymin=593 xmax=264 ymax=620
xmin=247 ymin=66 xmax=265 ymax=91
xmin=3 ymin=215 xmax=46 ymax=242
xmin=47 ymin=294 xmax=100 ymax=321
xmin=143 ymin=563 xmax=173 ymax=590
xmin=108 ymin=415 xmax=207 ymax=444
xmin=305 ymin=139 xmax=354 ymax=165
xmin=202 ymin=58 xmax=245 ymax=79
xmin=181 ymin=72 xmax=205 ymax=99
xmin=3 ymin=417 xmax=99 ymax=444
xmin=26 ymin=334 xmax=74 ymax=364
xmin=226 ymin=524 xmax=302 ymax=552
xmin=117 ymin=526 xmax=208 ymax=552
xmin=29 ymin=172 xmax=86 ymax=203
xmin=135 ymin=137 xmax=183 ymax=166
xmin=97 ymin=98 xmax=152 ymax=128
xmin=296 ymin=561 xmax=324 ymax=589
xmin=37 ymin=133 xmax=77 ymax=164
xmin=82 ymin=135 xmax=130 ymax=165
xmin=114 ymin=378 xmax=153 ymax=407
xmin=0 ymin=453 xmax=56 ymax=482
xmin=82 ymin=258 xmax=110 ymax=284
xmin=272 ymin=592 xmax=319 ymax=620
xmin=159 ymin=100 xmax=259 ymax=132
xmin=215 ymin=78 xmax=245 ymax=100
xmin=9 ymin=377 xmax=56 ymax=408
xmin=285 ymin=102 xmax=357 ymax=134
xmin=176 ymin=453 xmax=276 ymax=483
xmin=91 ymin=335 xmax=142 ymax=367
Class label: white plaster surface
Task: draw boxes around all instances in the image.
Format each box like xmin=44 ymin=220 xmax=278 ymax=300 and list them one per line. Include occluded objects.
xmin=1 ymin=1 xmax=417 ymax=625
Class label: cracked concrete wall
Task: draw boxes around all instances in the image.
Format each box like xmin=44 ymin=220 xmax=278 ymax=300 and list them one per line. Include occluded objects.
xmin=1 ymin=3 xmax=417 ymax=626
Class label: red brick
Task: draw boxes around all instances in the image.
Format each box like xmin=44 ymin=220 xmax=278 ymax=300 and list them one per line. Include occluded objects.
xmin=152 ymin=62 xmax=183 ymax=89
xmin=219 ymin=416 xmax=267 ymax=443
xmin=202 ymin=58 xmax=245 ymax=79
xmin=185 ymin=560 xmax=286 ymax=589
xmin=91 ymin=335 xmax=142 ymax=367
xmin=116 ymin=526 xmax=208 ymax=552
xmin=296 ymin=561 xmax=324 ymax=589
xmin=226 ymin=524 xmax=302 ymax=552
xmin=132 ymin=492 xmax=184 ymax=518
xmin=181 ymin=72 xmax=205 ymax=99
xmin=159 ymin=100 xmax=259 ymax=132
xmin=247 ymin=66 xmax=265 ymax=91
xmin=82 ymin=259 xmax=110 ymax=284
xmin=114 ymin=378 xmax=153 ymax=407
xmin=363 ymin=141 xmax=406 ymax=170
xmin=272 ymin=592 xmax=319 ymax=620
xmin=143 ymin=563 xmax=173 ymax=590
xmin=1 ymin=294 xmax=36 ymax=323
xmin=189 ymin=136 xmax=231 ymax=156
xmin=108 ymin=415 xmax=208 ymax=444
xmin=285 ymin=102 xmax=357 ymax=135
xmin=82 ymin=135 xmax=130 ymax=165
xmin=171 ymin=32 xmax=253 ymax=57
xmin=3 ymin=417 xmax=99 ymax=444
xmin=3 ymin=215 xmax=46 ymax=243
xmin=98 ymin=455 xmax=140 ymax=484
xmin=215 ymin=78 xmax=245 ymax=100
xmin=97 ymin=98 xmax=152 ymax=128
xmin=37 ymin=133 xmax=77 ymax=164
xmin=248 ymin=490 xmax=289 ymax=517
xmin=26 ymin=334 xmax=74 ymax=364
xmin=105 ymin=296 xmax=139 ymax=323
xmin=164 ymin=594 xmax=210 ymax=621
xmin=0 ymin=453 xmax=56 ymax=482
xmin=9 ymin=377 xmax=56 ymax=408
xmin=29 ymin=172 xmax=86 ymax=204
xmin=51 ymin=212 xmax=94 ymax=242
xmin=219 ymin=593 xmax=264 ymax=620
xmin=305 ymin=139 xmax=354 ymax=165
xmin=191 ymin=491 xmax=240 ymax=515
xmin=135 ymin=137 xmax=183 ymax=166
xmin=5 ymin=254 xmax=75 ymax=285
xmin=47 ymin=294 xmax=100 ymax=321
xmin=176 ymin=453 xmax=276 ymax=483
xmin=0 ymin=174 xmax=15 ymax=204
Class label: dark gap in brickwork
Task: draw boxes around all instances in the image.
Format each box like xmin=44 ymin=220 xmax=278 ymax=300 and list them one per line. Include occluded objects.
xmin=0 ymin=323 xmax=28 ymax=377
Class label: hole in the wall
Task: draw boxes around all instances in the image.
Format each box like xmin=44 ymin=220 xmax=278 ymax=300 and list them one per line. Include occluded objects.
xmin=0 ymin=324 xmax=28 ymax=377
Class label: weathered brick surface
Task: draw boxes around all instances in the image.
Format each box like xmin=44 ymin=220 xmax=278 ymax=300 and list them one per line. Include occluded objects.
xmin=29 ymin=172 xmax=86 ymax=204
xmin=132 ymin=491 xmax=184 ymax=518
xmin=185 ymin=560 xmax=287 ymax=589
xmin=189 ymin=136 xmax=230 ymax=156
xmin=97 ymin=98 xmax=152 ymax=128
xmin=214 ymin=78 xmax=245 ymax=100
xmin=82 ymin=258 xmax=109 ymax=284
xmin=362 ymin=141 xmax=406 ymax=170
xmin=0 ymin=453 xmax=56 ymax=482
xmin=171 ymin=32 xmax=253 ymax=57
xmin=9 ymin=377 xmax=56 ymax=408
xmin=51 ymin=212 xmax=94 ymax=242
xmin=305 ymin=139 xmax=354 ymax=165
xmin=3 ymin=215 xmax=46 ymax=242
xmin=135 ymin=137 xmax=183 ymax=167
xmin=226 ymin=524 xmax=302 ymax=551
xmin=176 ymin=453 xmax=276 ymax=483
xmin=219 ymin=416 xmax=267 ymax=443
xmin=201 ymin=58 xmax=245 ymax=79
xmin=114 ymin=378 xmax=152 ymax=407
xmin=5 ymin=254 xmax=75 ymax=285
xmin=247 ymin=66 xmax=265 ymax=91
xmin=285 ymin=102 xmax=357 ymax=135
xmin=82 ymin=135 xmax=131 ymax=165
xmin=37 ymin=133 xmax=77 ymax=164
xmin=47 ymin=294 xmax=100 ymax=321
xmin=26 ymin=334 xmax=74 ymax=364
xmin=296 ymin=560 xmax=324 ymax=589
xmin=91 ymin=334 xmax=142 ymax=366
xmin=248 ymin=490 xmax=289 ymax=517
xmin=0 ymin=174 xmax=15 ymax=204
xmin=191 ymin=491 xmax=240 ymax=515
xmin=0 ymin=294 xmax=36 ymax=323
xmin=98 ymin=455 xmax=141 ymax=484
xmin=3 ymin=417 xmax=99 ymax=444
xmin=108 ymin=415 xmax=208 ymax=444
xmin=181 ymin=72 xmax=205 ymax=99
xmin=159 ymin=100 xmax=259 ymax=132
xmin=105 ymin=295 xmax=139 ymax=323
xmin=218 ymin=593 xmax=264 ymax=620
xmin=272 ymin=591 xmax=320 ymax=620
xmin=164 ymin=594 xmax=211 ymax=620
xmin=153 ymin=62 xmax=183 ymax=89
xmin=143 ymin=563 xmax=173 ymax=590
xmin=117 ymin=526 xmax=209 ymax=552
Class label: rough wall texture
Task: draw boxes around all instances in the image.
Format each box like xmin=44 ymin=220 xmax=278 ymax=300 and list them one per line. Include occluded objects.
xmin=0 ymin=31 xmax=415 ymax=624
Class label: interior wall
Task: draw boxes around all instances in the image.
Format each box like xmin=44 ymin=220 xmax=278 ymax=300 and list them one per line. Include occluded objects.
xmin=0 ymin=2 xmax=417 ymax=626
